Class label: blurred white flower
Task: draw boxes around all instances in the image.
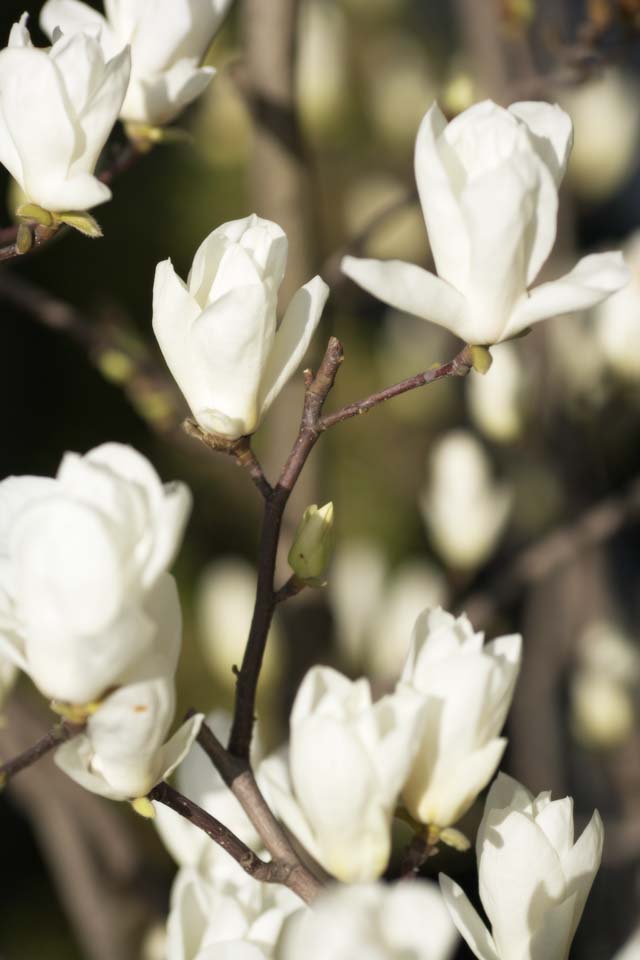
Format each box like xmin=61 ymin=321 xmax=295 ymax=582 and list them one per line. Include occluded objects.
xmin=155 ymin=709 xmax=263 ymax=883
xmin=260 ymin=666 xmax=425 ymax=882
xmin=0 ymin=655 xmax=17 ymax=711
xmin=329 ymin=541 xmax=387 ymax=669
xmin=153 ymin=215 xmax=329 ymax=439
xmin=41 ymin=0 xmax=232 ymax=128
xmin=167 ymin=865 xmax=299 ymax=960
xmin=440 ymin=774 xmax=603 ymax=960
xmin=0 ymin=443 xmax=190 ymax=704
xmin=367 ymin=34 xmax=436 ymax=151
xmin=278 ymin=881 xmax=458 ymax=960
xmin=594 ymin=231 xmax=640 ymax=381
xmin=297 ymin=0 xmax=349 ymax=138
xmin=0 ymin=14 xmax=129 ymax=213
xmin=55 ymin=575 xmax=202 ymax=800
xmin=343 ymin=100 xmax=628 ymax=345
xmin=467 ymin=342 xmax=524 ymax=443
xmin=420 ymin=431 xmax=511 ymax=570
xmin=343 ymin=174 xmax=427 ymax=264
xmin=401 ymin=608 xmax=521 ymax=829
xmin=561 ymin=69 xmax=640 ymax=202
xmin=195 ymin=559 xmax=283 ymax=694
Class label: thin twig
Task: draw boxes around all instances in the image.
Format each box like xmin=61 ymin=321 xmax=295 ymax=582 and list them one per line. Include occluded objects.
xmin=149 ymin=780 xmax=320 ymax=902
xmin=228 ymin=337 xmax=344 ymax=759
xmin=319 ymin=345 xmax=474 ymax=431
xmin=0 ymin=719 xmax=82 ymax=785
xmin=183 ymin=421 xmax=273 ymax=499
xmin=398 ymin=832 xmax=438 ymax=880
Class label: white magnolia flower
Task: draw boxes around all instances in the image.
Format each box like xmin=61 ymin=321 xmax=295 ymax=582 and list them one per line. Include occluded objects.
xmin=277 ymin=881 xmax=458 ymax=960
xmin=167 ymin=865 xmax=299 ymax=960
xmin=153 ymin=215 xmax=329 ymax=439
xmin=421 ymin=431 xmax=511 ymax=570
xmin=259 ymin=666 xmax=425 ymax=883
xmin=155 ymin=709 xmax=263 ymax=883
xmin=594 ymin=231 xmax=640 ymax=381
xmin=55 ymin=575 xmax=203 ymax=800
xmin=342 ymin=100 xmax=628 ymax=345
xmin=0 ymin=443 xmax=190 ymax=703
xmin=400 ymin=608 xmax=521 ymax=828
xmin=467 ymin=342 xmax=524 ymax=443
xmin=0 ymin=14 xmax=130 ymax=213
xmin=440 ymin=774 xmax=604 ymax=960
xmin=0 ymin=654 xmax=17 ymax=710
xmin=41 ymin=0 xmax=232 ymax=128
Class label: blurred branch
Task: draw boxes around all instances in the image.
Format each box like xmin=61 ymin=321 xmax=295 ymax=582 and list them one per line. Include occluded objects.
xmin=1 ymin=692 xmax=159 ymax=960
xmin=460 ymin=474 xmax=640 ymax=627
xmin=149 ymin=779 xmax=320 ymax=903
xmin=0 ymin=718 xmax=82 ymax=785
xmin=454 ymin=0 xmax=509 ymax=99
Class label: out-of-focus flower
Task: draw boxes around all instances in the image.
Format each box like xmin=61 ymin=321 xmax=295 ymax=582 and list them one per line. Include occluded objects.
xmin=277 ymin=881 xmax=458 ymax=960
xmin=343 ymin=100 xmax=628 ymax=345
xmin=561 ymin=70 xmax=640 ymax=202
xmin=420 ymin=431 xmax=511 ymax=571
xmin=167 ymin=865 xmax=299 ymax=960
xmin=329 ymin=541 xmax=387 ymax=670
xmin=367 ymin=34 xmax=435 ymax=151
xmin=570 ymin=619 xmax=640 ymax=749
xmin=0 ymin=14 xmax=129 ymax=214
xmin=155 ymin=709 xmax=263 ymax=882
xmin=0 ymin=443 xmax=190 ymax=704
xmin=153 ymin=215 xmax=329 ymax=440
xmin=594 ymin=231 xmax=640 ymax=381
xmin=440 ymin=774 xmax=603 ymax=960
xmin=288 ymin=502 xmax=334 ymax=586
xmin=343 ymin=174 xmax=427 ymax=265
xmin=297 ymin=0 xmax=349 ymax=138
xmin=41 ymin=0 xmax=232 ymax=129
xmin=55 ymin=576 xmax=203 ymax=800
xmin=400 ymin=608 xmax=521 ymax=829
xmin=195 ymin=559 xmax=283 ymax=694
xmin=260 ymin=666 xmax=425 ymax=882
xmin=0 ymin=655 xmax=17 ymax=712
xmin=467 ymin=342 xmax=525 ymax=443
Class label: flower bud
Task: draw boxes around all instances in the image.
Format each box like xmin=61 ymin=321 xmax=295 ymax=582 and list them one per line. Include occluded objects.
xmin=288 ymin=502 xmax=334 ymax=586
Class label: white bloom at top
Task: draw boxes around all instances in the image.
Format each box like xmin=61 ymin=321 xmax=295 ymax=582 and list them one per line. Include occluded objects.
xmin=420 ymin=431 xmax=511 ymax=571
xmin=467 ymin=342 xmax=525 ymax=443
xmin=155 ymin=709 xmax=263 ymax=884
xmin=342 ymin=99 xmax=628 ymax=345
xmin=400 ymin=608 xmax=521 ymax=828
xmin=440 ymin=774 xmax=603 ymax=960
xmin=0 ymin=15 xmax=130 ymax=213
xmin=0 ymin=443 xmax=190 ymax=703
xmin=259 ymin=665 xmax=425 ymax=883
xmin=594 ymin=231 xmax=640 ymax=381
xmin=41 ymin=0 xmax=232 ymax=128
xmin=153 ymin=215 xmax=329 ymax=440
xmin=55 ymin=575 xmax=203 ymax=800
xmin=167 ymin=865 xmax=300 ymax=960
xmin=277 ymin=881 xmax=458 ymax=960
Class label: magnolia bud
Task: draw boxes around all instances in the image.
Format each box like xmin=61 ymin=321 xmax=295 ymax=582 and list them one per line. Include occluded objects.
xmin=288 ymin=502 xmax=334 ymax=586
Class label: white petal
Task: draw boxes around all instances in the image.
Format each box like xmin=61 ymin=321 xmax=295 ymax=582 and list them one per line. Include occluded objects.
xmin=414 ymin=102 xmax=469 ymax=286
xmin=123 ymin=61 xmax=214 ymax=127
xmin=534 ymin=797 xmax=574 ymax=857
xmin=55 ymin=733 xmax=124 ymax=800
xmin=40 ymin=0 xmax=109 ymax=41
xmin=560 ymin=810 xmax=603 ymax=941
xmin=257 ymin=275 xmax=328 ymax=419
xmin=158 ymin=713 xmax=205 ymax=783
xmin=152 ymin=258 xmax=205 ymax=410
xmin=507 ymin=251 xmax=630 ymax=338
xmin=258 ymin=750 xmax=323 ymax=867
xmin=528 ymin=892 xmax=578 ymax=960
xmin=439 ymin=874 xmax=499 ymax=960
xmin=341 ymin=256 xmax=467 ymax=339
xmin=72 ymin=45 xmax=131 ymax=175
xmin=509 ymin=101 xmax=573 ymax=186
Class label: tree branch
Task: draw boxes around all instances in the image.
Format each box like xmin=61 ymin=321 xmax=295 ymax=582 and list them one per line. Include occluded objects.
xmin=182 ymin=422 xmax=273 ymax=499
xmin=149 ymin=780 xmax=320 ymax=903
xmin=228 ymin=337 xmax=344 ymax=759
xmin=0 ymin=719 xmax=82 ymax=785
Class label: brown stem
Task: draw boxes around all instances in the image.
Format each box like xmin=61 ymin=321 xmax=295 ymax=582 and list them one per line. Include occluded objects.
xmin=149 ymin=780 xmax=319 ymax=902
xmin=183 ymin=421 xmax=273 ymax=499
xmin=0 ymin=720 xmax=82 ymax=785
xmin=399 ymin=833 xmax=438 ymax=879
xmin=228 ymin=337 xmax=344 ymax=758
xmin=319 ymin=346 xmax=474 ymax=431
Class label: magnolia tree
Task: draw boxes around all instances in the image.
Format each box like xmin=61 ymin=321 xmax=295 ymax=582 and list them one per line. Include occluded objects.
xmin=0 ymin=3 xmax=633 ymax=959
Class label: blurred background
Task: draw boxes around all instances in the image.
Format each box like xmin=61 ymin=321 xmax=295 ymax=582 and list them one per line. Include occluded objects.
xmin=1 ymin=0 xmax=640 ymax=957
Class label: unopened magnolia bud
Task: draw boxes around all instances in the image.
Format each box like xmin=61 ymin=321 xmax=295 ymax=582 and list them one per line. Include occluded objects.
xmin=288 ymin=502 xmax=334 ymax=586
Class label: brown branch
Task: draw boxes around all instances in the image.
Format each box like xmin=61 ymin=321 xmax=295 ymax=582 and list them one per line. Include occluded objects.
xmin=398 ymin=833 xmax=439 ymax=879
xmin=228 ymin=337 xmax=344 ymax=758
xmin=460 ymin=473 xmax=640 ymax=627
xmin=0 ymin=719 xmax=82 ymax=785
xmin=149 ymin=780 xmax=319 ymax=902
xmin=319 ymin=345 xmax=474 ymax=431
xmin=183 ymin=421 xmax=273 ymax=499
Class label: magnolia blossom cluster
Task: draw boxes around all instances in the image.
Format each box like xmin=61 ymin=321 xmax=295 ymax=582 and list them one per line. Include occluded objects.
xmin=0 ymin=2 xmax=231 ymax=219
xmin=0 ymin=443 xmax=202 ymax=800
